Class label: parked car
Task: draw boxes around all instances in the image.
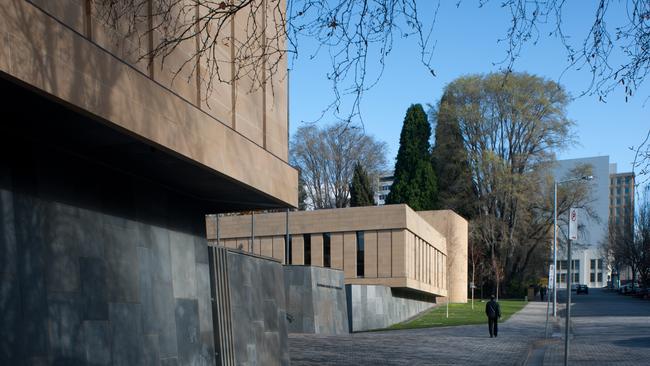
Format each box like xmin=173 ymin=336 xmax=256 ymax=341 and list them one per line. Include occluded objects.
xmin=571 ymin=284 xmax=579 ymax=291
xmin=619 ymin=283 xmax=640 ymax=295
xmin=576 ymin=284 xmax=589 ymax=295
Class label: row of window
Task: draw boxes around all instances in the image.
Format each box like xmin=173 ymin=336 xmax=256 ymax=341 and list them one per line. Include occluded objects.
xmin=557 ymin=259 xmax=604 ymax=271
xmin=287 ymin=232 xmax=365 ymax=276
xmin=556 ymin=272 xmax=603 ymax=283
xmin=611 ymin=176 xmax=632 ymax=185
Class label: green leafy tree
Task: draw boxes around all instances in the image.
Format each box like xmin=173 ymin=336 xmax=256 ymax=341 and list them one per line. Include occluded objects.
xmin=431 ymin=92 xmax=476 ymax=219
xmin=386 ymin=104 xmax=438 ymax=211
xmin=350 ymin=162 xmax=375 ymax=207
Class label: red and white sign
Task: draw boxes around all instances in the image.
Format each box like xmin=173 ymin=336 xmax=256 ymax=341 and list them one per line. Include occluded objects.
xmin=569 ymin=208 xmax=578 ymax=241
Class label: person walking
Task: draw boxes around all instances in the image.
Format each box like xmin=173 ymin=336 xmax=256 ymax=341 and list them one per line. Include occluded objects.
xmin=485 ymin=294 xmax=501 ymax=338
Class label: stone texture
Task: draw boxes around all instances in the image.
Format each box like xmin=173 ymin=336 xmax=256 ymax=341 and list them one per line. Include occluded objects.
xmin=227 ymin=251 xmax=290 ymax=365
xmin=284 ymin=265 xmax=349 ymax=335
xmin=346 ymin=284 xmax=435 ymax=332
xmin=0 ymin=147 xmax=215 ymax=366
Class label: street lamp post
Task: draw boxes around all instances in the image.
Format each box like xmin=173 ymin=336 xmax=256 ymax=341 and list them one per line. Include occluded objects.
xmin=552 ymin=175 xmax=592 ymax=318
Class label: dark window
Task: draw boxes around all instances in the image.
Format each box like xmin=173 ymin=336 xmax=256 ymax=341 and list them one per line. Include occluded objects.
xmin=590 ymin=273 xmax=595 ymax=282
xmin=573 ymin=273 xmax=579 ymax=283
xmin=597 ymin=272 xmax=603 ymax=282
xmin=303 ymin=234 xmax=311 ymax=265
xmin=286 ymin=235 xmax=292 ymax=264
xmin=323 ymin=233 xmax=331 ymax=268
xmin=590 ymin=259 xmax=596 ymax=270
xmin=598 ymin=259 xmax=603 ymax=270
xmin=356 ymin=231 xmax=365 ymax=277
xmin=572 ymin=260 xmax=580 ymax=270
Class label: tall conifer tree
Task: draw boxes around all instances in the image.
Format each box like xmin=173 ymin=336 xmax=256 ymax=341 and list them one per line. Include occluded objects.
xmin=432 ymin=92 xmax=476 ymax=219
xmin=350 ymin=162 xmax=375 ymax=207
xmin=386 ymin=104 xmax=438 ymax=210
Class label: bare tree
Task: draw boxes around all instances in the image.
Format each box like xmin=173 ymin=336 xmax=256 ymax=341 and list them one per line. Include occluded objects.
xmin=607 ymin=185 xmax=650 ymax=286
xmin=290 ymin=122 xmax=387 ymax=209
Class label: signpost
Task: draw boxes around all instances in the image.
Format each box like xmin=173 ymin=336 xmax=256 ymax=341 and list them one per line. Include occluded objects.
xmin=565 ymin=208 xmax=578 ymax=366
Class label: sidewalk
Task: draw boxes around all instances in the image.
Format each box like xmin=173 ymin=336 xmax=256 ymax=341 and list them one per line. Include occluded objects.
xmin=290 ymin=301 xmax=548 ymax=365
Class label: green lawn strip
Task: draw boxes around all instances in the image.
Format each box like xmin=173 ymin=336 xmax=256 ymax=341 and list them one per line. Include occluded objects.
xmin=389 ymin=300 xmax=527 ymax=330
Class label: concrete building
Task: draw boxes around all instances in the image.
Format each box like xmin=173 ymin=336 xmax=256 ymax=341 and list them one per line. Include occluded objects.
xmin=609 ymin=166 xmax=636 ymax=284
xmin=208 ymin=205 xmax=468 ymax=331
xmin=553 ymin=156 xmax=610 ymax=289
xmin=1 ymin=1 xmax=296 ymax=365
xmin=374 ymin=172 xmax=394 ymax=205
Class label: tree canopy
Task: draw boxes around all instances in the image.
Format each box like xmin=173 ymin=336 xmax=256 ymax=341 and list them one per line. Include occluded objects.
xmin=386 ymin=104 xmax=438 ymax=211
xmin=350 ymin=163 xmax=375 ymax=207
xmin=437 ymin=72 xmax=594 ymax=294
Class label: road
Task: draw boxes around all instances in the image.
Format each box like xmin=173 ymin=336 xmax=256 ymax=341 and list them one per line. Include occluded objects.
xmin=536 ymin=288 xmax=650 ymax=366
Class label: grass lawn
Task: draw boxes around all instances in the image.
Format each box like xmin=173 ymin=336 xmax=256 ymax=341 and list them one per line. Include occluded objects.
xmin=389 ymin=299 xmax=527 ymax=330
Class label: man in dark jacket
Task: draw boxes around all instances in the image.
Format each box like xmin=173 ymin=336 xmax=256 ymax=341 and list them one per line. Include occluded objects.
xmin=485 ymin=295 xmax=501 ymax=338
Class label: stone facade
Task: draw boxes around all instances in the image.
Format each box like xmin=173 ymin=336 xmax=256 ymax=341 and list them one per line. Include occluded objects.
xmin=0 ymin=140 xmax=215 ymax=365
xmin=284 ymin=266 xmax=349 ymax=335
xmin=226 ymin=251 xmax=290 ymax=365
xmin=209 ymin=205 xmax=470 ymax=300
xmin=346 ymin=285 xmax=436 ymax=332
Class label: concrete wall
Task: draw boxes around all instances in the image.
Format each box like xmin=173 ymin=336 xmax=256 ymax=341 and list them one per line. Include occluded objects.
xmin=209 ymin=205 xmax=451 ymax=297
xmin=284 ymin=266 xmax=348 ymax=335
xmin=226 ymin=251 xmax=290 ymax=365
xmin=0 ymin=0 xmax=297 ymax=207
xmin=0 ymin=141 xmax=215 ymax=365
xmin=346 ymin=285 xmax=436 ymax=332
xmin=419 ymin=210 xmax=469 ymax=303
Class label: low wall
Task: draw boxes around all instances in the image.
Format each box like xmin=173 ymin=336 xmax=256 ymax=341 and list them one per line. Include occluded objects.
xmin=224 ymin=251 xmax=290 ymax=366
xmin=346 ymin=285 xmax=436 ymax=332
xmin=284 ymin=266 xmax=348 ymax=335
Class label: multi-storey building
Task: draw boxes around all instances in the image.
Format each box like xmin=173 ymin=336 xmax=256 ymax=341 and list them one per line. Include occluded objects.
xmin=609 ymin=169 xmax=635 ymax=231
xmin=609 ymin=167 xmax=636 ymax=283
xmin=374 ymin=172 xmax=394 ymax=205
xmin=552 ymin=156 xmax=610 ymax=289
xmin=1 ymin=1 xmax=295 ymax=364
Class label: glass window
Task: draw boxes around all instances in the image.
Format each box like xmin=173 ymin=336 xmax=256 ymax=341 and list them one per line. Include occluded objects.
xmin=303 ymin=234 xmax=311 ymax=266
xmin=590 ymin=273 xmax=595 ymax=282
xmin=323 ymin=233 xmax=331 ymax=268
xmin=597 ymin=272 xmax=603 ymax=282
xmin=573 ymin=273 xmax=579 ymax=283
xmin=571 ymin=260 xmax=580 ymax=270
xmin=356 ymin=231 xmax=365 ymax=277
xmin=617 ymin=177 xmax=622 ymax=184
xmin=616 ymin=198 xmax=621 ymax=204
xmin=625 ymin=176 xmax=631 ymax=183
xmin=617 ymin=187 xmax=621 ymax=194
xmin=590 ymin=259 xmax=596 ymax=270
xmin=598 ymin=259 xmax=603 ymax=270
xmin=625 ymin=187 xmax=630 ymax=193
xmin=286 ymin=235 xmax=293 ymax=264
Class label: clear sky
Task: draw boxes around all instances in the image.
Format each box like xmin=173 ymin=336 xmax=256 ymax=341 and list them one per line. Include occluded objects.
xmin=288 ymin=1 xmax=649 ymax=174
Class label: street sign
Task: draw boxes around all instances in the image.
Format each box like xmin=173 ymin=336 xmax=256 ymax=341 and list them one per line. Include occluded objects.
xmin=569 ymin=207 xmax=578 ymax=240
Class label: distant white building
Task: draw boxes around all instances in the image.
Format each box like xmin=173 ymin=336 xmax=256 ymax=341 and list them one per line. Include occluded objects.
xmin=374 ymin=172 xmax=394 ymax=205
xmin=552 ymin=156 xmax=610 ymax=289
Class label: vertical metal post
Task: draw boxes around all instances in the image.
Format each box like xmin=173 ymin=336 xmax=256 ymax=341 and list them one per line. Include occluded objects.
xmin=285 ymin=209 xmax=290 ymax=265
xmin=564 ymin=238 xmax=572 ymax=366
xmin=251 ymin=212 xmax=255 ymax=253
xmin=553 ymin=182 xmax=558 ymax=318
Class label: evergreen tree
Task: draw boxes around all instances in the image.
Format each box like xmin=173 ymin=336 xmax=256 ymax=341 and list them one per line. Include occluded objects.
xmin=385 ymin=104 xmax=438 ymax=210
xmin=350 ymin=162 xmax=375 ymax=207
xmin=431 ymin=92 xmax=476 ymax=219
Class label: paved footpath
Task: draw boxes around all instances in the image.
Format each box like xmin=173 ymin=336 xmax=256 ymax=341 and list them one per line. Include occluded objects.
xmin=289 ymin=301 xmax=548 ymax=365
xmin=534 ymin=289 xmax=650 ymax=366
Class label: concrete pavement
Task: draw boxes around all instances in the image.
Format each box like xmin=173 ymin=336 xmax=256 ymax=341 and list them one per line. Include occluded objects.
xmin=289 ymin=301 xmax=548 ymax=365
xmin=289 ymin=289 xmax=650 ymax=365
xmin=532 ymin=288 xmax=650 ymax=366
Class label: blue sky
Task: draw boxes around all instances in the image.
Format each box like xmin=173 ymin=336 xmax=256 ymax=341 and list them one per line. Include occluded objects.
xmin=288 ymin=1 xmax=649 ymax=174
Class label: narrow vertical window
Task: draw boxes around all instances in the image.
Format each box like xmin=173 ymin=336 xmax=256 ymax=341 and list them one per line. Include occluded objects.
xmin=286 ymin=235 xmax=292 ymax=264
xmin=303 ymin=234 xmax=311 ymax=265
xmin=323 ymin=233 xmax=331 ymax=268
xmin=356 ymin=231 xmax=365 ymax=277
